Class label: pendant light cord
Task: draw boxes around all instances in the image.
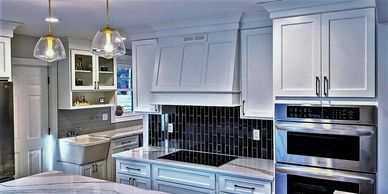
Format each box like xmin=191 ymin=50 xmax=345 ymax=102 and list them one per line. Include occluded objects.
xmin=48 ymin=0 xmax=52 ymax=34
xmin=106 ymin=0 xmax=110 ymax=26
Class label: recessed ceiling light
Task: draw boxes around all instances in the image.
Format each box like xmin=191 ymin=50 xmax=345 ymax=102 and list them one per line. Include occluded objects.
xmin=121 ymin=37 xmax=127 ymax=40
xmin=45 ymin=17 xmax=59 ymax=22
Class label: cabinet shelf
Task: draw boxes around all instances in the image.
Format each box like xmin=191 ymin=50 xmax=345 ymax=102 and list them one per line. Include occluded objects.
xmin=99 ymin=71 xmax=114 ymax=74
xmin=75 ymin=70 xmax=92 ymax=73
xmin=69 ymin=104 xmax=114 ymax=110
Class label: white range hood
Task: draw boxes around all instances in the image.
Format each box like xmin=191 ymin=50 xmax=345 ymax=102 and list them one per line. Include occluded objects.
xmin=150 ymin=30 xmax=240 ymax=107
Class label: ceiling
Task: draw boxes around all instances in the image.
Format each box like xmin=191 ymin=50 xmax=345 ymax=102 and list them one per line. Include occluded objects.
xmin=0 ymin=0 xmax=266 ymax=43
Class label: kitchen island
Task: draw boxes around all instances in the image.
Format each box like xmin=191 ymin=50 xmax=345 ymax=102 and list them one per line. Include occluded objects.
xmin=113 ymin=146 xmax=274 ymax=194
xmin=0 ymin=171 xmax=165 ymax=194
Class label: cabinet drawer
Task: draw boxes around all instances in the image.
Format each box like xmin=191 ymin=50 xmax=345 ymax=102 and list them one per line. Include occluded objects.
xmin=152 ymin=180 xmax=216 ymax=194
xmin=116 ymin=174 xmax=151 ymax=190
xmin=153 ymin=165 xmax=216 ymax=190
xmin=116 ymin=160 xmax=151 ymax=178
xmin=112 ymin=135 xmax=139 ymax=150
xmin=219 ymin=175 xmax=271 ymax=194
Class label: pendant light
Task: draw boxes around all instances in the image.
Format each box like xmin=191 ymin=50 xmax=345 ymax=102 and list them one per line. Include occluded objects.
xmin=33 ymin=0 xmax=66 ymax=62
xmin=91 ymin=0 xmax=126 ymax=59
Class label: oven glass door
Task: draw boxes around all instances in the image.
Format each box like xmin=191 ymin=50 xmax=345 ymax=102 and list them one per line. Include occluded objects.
xmin=276 ymin=164 xmax=375 ymax=194
xmin=287 ymin=132 xmax=359 ymax=161
xmin=287 ymin=174 xmax=359 ymax=194
xmin=275 ymin=122 xmax=375 ymax=172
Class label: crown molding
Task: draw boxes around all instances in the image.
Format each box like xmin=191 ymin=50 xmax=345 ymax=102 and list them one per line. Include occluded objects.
xmin=0 ymin=20 xmax=22 ymax=38
xmin=261 ymin=0 xmax=376 ymax=19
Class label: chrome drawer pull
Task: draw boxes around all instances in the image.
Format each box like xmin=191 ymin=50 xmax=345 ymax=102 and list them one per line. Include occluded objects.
xmin=128 ymin=177 xmax=132 ymax=185
xmin=234 ymin=184 xmax=255 ymax=191
xmin=133 ymin=178 xmax=137 ymax=185
xmin=125 ymin=167 xmax=141 ymax=171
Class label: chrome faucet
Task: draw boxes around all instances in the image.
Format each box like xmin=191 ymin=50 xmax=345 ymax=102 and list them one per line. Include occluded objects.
xmin=66 ymin=127 xmax=82 ymax=138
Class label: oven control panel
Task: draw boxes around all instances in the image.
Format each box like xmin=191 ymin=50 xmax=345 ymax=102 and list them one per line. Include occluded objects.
xmin=287 ymin=106 xmax=360 ymax=120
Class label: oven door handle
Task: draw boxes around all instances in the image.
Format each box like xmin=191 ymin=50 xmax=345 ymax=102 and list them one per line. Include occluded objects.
xmin=276 ymin=166 xmax=374 ymax=184
xmin=275 ymin=122 xmax=374 ymax=136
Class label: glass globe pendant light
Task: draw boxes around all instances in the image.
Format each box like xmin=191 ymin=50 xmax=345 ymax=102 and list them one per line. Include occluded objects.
xmin=91 ymin=0 xmax=126 ymax=59
xmin=33 ymin=0 xmax=66 ymax=62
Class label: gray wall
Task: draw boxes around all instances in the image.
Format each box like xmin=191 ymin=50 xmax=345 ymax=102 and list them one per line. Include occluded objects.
xmin=58 ymin=107 xmax=143 ymax=138
xmin=11 ymin=35 xmax=39 ymax=58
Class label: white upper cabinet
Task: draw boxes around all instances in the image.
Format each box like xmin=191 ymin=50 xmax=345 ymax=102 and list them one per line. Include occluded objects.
xmin=273 ymin=8 xmax=375 ymax=98
xmin=71 ymin=49 xmax=116 ymax=91
xmin=0 ymin=37 xmax=11 ymax=80
xmin=240 ymin=28 xmax=273 ymax=119
xmin=321 ymin=8 xmax=375 ymax=97
xmin=132 ymin=39 xmax=161 ymax=113
xmin=273 ymin=15 xmax=321 ymax=97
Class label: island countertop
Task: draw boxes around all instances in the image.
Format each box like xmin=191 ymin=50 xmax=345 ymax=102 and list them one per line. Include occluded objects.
xmin=0 ymin=171 xmax=165 ymax=194
xmin=112 ymin=146 xmax=274 ymax=181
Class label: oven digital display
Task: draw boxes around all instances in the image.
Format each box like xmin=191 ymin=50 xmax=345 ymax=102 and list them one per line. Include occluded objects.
xmin=287 ymin=106 xmax=360 ymax=120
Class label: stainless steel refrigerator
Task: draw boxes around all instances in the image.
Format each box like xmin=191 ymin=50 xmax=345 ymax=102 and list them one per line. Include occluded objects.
xmin=0 ymin=81 xmax=14 ymax=182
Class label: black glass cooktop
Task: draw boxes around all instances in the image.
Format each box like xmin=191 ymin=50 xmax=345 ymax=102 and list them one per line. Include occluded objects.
xmin=158 ymin=150 xmax=238 ymax=167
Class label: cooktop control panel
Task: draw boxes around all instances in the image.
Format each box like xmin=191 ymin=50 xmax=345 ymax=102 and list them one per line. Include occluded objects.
xmin=287 ymin=106 xmax=360 ymax=120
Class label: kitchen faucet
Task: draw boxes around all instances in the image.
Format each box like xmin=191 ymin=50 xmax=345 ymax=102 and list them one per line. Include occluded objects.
xmin=66 ymin=127 xmax=82 ymax=139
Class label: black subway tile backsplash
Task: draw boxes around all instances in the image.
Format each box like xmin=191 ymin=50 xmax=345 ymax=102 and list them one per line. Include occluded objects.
xmin=149 ymin=106 xmax=273 ymax=159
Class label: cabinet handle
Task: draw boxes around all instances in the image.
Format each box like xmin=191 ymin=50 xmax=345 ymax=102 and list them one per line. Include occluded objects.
xmin=92 ymin=164 xmax=95 ymax=173
xmin=94 ymin=81 xmax=97 ymax=90
xmin=133 ymin=178 xmax=136 ymax=186
xmin=234 ymin=184 xmax=255 ymax=192
xmin=242 ymin=100 xmax=246 ymax=116
xmin=97 ymin=81 xmax=100 ymax=89
xmin=128 ymin=177 xmax=132 ymax=185
xmin=324 ymin=76 xmax=329 ymax=96
xmin=154 ymin=105 xmax=158 ymax=112
xmin=315 ymin=76 xmax=320 ymax=96
xmin=95 ymin=164 xmax=98 ymax=173
xmin=125 ymin=167 xmax=141 ymax=171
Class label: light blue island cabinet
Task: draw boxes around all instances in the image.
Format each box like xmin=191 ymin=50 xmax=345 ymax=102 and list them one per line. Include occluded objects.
xmin=113 ymin=147 xmax=274 ymax=194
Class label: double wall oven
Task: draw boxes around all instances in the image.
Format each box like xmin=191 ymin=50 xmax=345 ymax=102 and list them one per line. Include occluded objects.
xmin=275 ymin=104 xmax=377 ymax=194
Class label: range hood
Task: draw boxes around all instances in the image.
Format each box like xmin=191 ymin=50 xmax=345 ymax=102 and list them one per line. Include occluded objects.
xmin=150 ymin=30 xmax=240 ymax=107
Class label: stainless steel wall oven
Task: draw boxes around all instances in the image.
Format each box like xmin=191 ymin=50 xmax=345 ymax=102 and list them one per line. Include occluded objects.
xmin=275 ymin=104 xmax=377 ymax=194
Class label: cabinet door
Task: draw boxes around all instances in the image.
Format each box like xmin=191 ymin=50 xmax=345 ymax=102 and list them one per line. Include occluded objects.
xmin=240 ymin=28 xmax=273 ymax=119
xmin=80 ymin=164 xmax=93 ymax=178
xmin=0 ymin=37 xmax=11 ymax=80
xmin=273 ymin=15 xmax=321 ymax=97
xmin=71 ymin=50 xmax=97 ymax=91
xmin=132 ymin=39 xmax=160 ymax=113
xmin=94 ymin=160 xmax=107 ymax=180
xmin=96 ymin=57 xmax=116 ymax=90
xmin=116 ymin=174 xmax=151 ymax=189
xmin=153 ymin=180 xmax=216 ymax=194
xmin=322 ymin=8 xmax=375 ymax=97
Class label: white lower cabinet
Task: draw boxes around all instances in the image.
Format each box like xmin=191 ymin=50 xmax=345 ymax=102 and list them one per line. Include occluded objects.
xmin=116 ymin=173 xmax=152 ymax=190
xmin=152 ymin=180 xmax=216 ymax=194
xmin=61 ymin=160 xmax=107 ymax=180
xmin=115 ymin=159 xmax=272 ymax=194
xmin=218 ymin=175 xmax=271 ymax=194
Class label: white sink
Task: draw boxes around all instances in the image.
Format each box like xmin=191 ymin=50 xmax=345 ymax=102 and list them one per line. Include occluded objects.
xmin=58 ymin=135 xmax=110 ymax=165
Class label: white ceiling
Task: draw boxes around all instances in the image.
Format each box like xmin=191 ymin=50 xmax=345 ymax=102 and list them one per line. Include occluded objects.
xmin=0 ymin=0 xmax=266 ymax=42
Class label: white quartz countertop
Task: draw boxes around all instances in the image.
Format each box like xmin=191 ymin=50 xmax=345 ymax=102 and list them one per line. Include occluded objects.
xmin=112 ymin=146 xmax=274 ymax=181
xmin=0 ymin=171 xmax=165 ymax=194
xmin=91 ymin=126 xmax=143 ymax=140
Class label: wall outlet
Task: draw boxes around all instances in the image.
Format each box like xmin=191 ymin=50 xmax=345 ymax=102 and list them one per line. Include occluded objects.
xmin=168 ymin=123 xmax=174 ymax=133
xmin=102 ymin=113 xmax=108 ymax=121
xmin=253 ymin=129 xmax=260 ymax=141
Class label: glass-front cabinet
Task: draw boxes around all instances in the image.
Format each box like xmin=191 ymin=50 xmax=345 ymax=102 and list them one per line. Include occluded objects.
xmin=71 ymin=49 xmax=116 ymax=91
xmin=97 ymin=57 xmax=116 ymax=90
